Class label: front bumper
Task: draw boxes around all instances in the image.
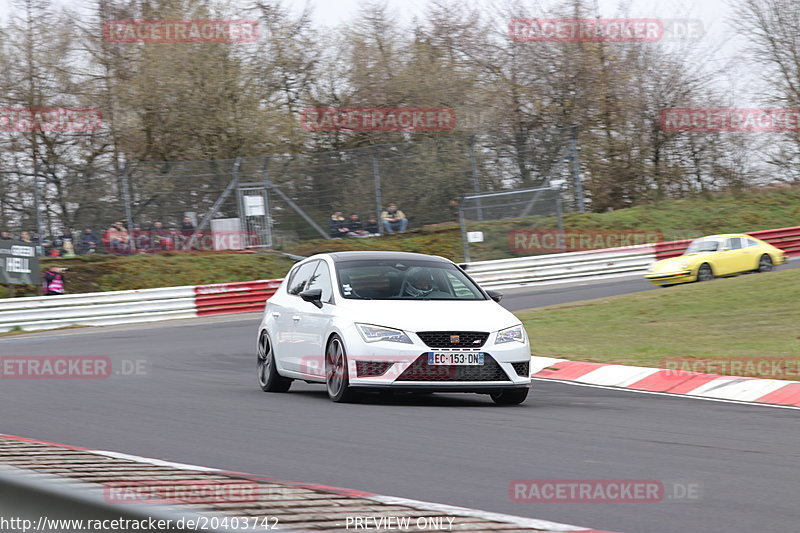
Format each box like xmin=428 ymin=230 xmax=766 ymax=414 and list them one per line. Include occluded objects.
xmin=341 ymin=328 xmax=532 ymax=390
xmin=645 ymin=270 xmax=693 ymax=285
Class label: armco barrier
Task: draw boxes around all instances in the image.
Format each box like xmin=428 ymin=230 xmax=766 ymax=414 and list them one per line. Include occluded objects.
xmin=194 ymin=280 xmax=282 ymax=316
xmin=655 ymin=226 xmax=800 ymax=260
xmin=0 ymin=280 xmax=283 ymax=333
xmin=1 ymin=224 xmax=798 ymax=333
xmin=0 ymin=286 xmax=197 ymax=333
xmin=466 ymin=244 xmax=656 ymax=291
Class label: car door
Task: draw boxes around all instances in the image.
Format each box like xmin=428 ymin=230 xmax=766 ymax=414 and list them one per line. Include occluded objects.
xmin=291 ymin=260 xmax=335 ymax=378
xmin=717 ymin=237 xmax=748 ymax=275
xmin=278 ymin=260 xmax=320 ymax=371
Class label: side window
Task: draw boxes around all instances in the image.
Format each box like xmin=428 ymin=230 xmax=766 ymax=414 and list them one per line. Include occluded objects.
xmin=726 ymin=237 xmax=742 ymax=250
xmin=745 ymin=238 xmax=759 ymax=248
xmin=287 ymin=261 xmax=319 ymax=295
xmin=306 ymin=261 xmax=334 ymax=303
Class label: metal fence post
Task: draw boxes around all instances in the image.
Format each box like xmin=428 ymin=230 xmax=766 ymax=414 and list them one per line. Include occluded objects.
xmin=459 ymin=205 xmax=470 ymax=263
xmin=120 ymin=162 xmax=135 ymax=252
xmin=32 ymin=163 xmax=44 ymax=248
xmin=571 ymin=125 xmax=585 ymax=213
xmin=468 ymin=135 xmax=484 ymax=221
xmin=372 ymin=151 xmax=383 ymax=235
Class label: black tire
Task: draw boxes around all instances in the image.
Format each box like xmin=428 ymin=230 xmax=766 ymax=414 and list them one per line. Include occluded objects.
xmin=696 ymin=263 xmax=714 ymax=282
xmin=490 ymin=388 xmax=529 ymax=405
xmin=325 ymin=335 xmax=361 ymax=403
xmin=257 ymin=331 xmax=292 ymax=392
xmin=757 ymin=254 xmax=773 ymax=273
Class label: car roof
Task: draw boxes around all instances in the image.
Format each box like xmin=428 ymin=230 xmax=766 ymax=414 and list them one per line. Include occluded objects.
xmin=696 ymin=234 xmax=752 ymax=240
xmin=324 ymin=251 xmax=451 ymax=263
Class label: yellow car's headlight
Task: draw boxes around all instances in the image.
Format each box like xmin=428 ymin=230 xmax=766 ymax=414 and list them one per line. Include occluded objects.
xmin=678 ymin=260 xmax=690 ymax=269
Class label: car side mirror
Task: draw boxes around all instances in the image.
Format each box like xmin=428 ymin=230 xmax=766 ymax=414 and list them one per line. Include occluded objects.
xmin=486 ymin=290 xmax=503 ymax=303
xmin=458 ymin=263 xmax=469 ymax=271
xmin=300 ymin=288 xmax=323 ymax=308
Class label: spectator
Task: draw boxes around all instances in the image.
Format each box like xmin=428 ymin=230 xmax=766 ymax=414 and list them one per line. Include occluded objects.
xmin=346 ymin=214 xmax=370 ymax=238
xmin=449 ymin=198 xmax=460 ymax=222
xmin=79 ymin=227 xmax=99 ymax=254
xmin=19 ymin=231 xmax=32 ymax=243
xmin=149 ymin=221 xmax=173 ymax=251
xmin=57 ymin=227 xmax=75 ymax=249
xmin=180 ymin=216 xmax=195 ymax=232
xmin=0 ymin=230 xmax=12 ymax=240
xmin=132 ymin=223 xmax=149 ymax=252
xmin=329 ymin=211 xmax=349 ymax=238
xmin=364 ymin=215 xmax=380 ymax=236
xmin=42 ymin=266 xmax=67 ymax=296
xmin=381 ymin=202 xmax=408 ymax=234
xmin=107 ymin=220 xmax=130 ymax=254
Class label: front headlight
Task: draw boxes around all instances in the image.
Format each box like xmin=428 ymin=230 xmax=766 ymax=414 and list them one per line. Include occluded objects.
xmin=356 ymin=323 xmax=413 ymax=344
xmin=678 ymin=260 xmax=690 ymax=269
xmin=495 ymin=324 xmax=525 ymax=344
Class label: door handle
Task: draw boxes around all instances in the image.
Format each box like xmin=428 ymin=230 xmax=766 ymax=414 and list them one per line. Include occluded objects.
xmin=292 ymin=315 xmax=301 ymax=321
xmin=271 ymin=312 xmax=281 ymax=318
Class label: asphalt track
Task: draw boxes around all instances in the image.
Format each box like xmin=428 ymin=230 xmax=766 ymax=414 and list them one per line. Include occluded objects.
xmin=1 ymin=270 xmax=798 ymax=533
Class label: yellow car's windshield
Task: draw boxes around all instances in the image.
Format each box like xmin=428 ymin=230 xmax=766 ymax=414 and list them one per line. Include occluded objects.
xmin=685 ymin=238 xmax=723 ymax=254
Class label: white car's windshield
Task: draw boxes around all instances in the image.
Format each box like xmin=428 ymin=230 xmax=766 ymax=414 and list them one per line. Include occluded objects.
xmin=336 ymin=259 xmax=486 ymax=300
xmin=685 ymin=238 xmax=723 ymax=254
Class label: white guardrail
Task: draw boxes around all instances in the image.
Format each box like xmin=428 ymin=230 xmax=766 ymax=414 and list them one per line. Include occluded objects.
xmin=0 ymin=245 xmax=656 ymax=333
xmin=466 ymin=244 xmax=656 ymax=290
xmin=0 ymin=286 xmax=198 ymax=333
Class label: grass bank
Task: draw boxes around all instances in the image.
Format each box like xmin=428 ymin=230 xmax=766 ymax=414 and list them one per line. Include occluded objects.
xmin=516 ymin=268 xmax=800 ymax=371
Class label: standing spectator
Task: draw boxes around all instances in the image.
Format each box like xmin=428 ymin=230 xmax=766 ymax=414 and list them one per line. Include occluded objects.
xmin=42 ymin=266 xmax=67 ymax=296
xmin=19 ymin=231 xmax=32 ymax=243
xmin=149 ymin=221 xmax=173 ymax=251
xmin=449 ymin=198 xmax=461 ymax=222
xmin=131 ymin=223 xmax=149 ymax=252
xmin=364 ymin=215 xmax=380 ymax=236
xmin=57 ymin=227 xmax=75 ymax=250
xmin=180 ymin=216 xmax=195 ymax=232
xmin=107 ymin=220 xmax=130 ymax=254
xmin=346 ymin=214 xmax=370 ymax=237
xmin=79 ymin=227 xmax=99 ymax=254
xmin=0 ymin=230 xmax=12 ymax=240
xmin=381 ymin=202 xmax=408 ymax=234
xmin=329 ymin=211 xmax=349 ymax=238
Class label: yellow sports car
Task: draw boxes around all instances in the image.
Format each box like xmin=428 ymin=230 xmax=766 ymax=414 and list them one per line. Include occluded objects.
xmin=645 ymin=234 xmax=786 ymax=286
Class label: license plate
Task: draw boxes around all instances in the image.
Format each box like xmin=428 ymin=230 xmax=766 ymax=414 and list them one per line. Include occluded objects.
xmin=428 ymin=352 xmax=484 ymax=366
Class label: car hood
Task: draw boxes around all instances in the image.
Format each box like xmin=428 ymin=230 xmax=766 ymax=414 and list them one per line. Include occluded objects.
xmin=651 ymin=254 xmax=707 ymax=272
xmin=336 ymin=298 xmax=521 ymax=333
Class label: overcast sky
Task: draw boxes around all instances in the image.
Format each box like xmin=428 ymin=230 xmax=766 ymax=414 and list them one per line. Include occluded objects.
xmin=0 ymin=0 xmax=759 ymax=104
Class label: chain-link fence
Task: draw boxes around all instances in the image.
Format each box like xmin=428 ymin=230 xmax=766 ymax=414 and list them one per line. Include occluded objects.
xmin=460 ymin=185 xmax=564 ymax=262
xmin=3 ymin=130 xmax=584 ymax=256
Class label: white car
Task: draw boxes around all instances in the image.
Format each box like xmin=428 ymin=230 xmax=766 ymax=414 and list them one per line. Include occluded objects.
xmin=256 ymin=251 xmax=532 ymax=404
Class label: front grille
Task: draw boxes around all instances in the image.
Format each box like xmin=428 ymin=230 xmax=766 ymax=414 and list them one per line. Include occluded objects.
xmin=396 ymin=354 xmax=510 ymax=381
xmin=416 ymin=331 xmax=489 ymax=348
xmin=356 ymin=361 xmax=394 ymax=377
xmin=511 ymin=361 xmax=530 ymax=377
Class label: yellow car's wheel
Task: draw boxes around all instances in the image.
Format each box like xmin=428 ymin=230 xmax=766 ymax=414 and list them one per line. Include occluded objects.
xmin=757 ymin=254 xmax=773 ymax=273
xmin=697 ymin=263 xmax=714 ymax=282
